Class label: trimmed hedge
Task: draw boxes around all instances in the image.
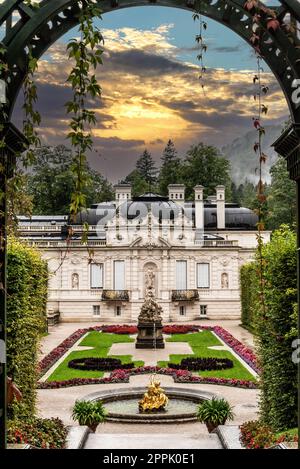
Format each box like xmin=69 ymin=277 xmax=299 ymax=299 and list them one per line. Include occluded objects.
xmin=7 ymin=238 xmax=48 ymax=419
xmin=255 ymin=226 xmax=297 ymax=431
xmin=240 ymin=226 xmax=297 ymax=431
xmin=240 ymin=263 xmax=257 ymax=330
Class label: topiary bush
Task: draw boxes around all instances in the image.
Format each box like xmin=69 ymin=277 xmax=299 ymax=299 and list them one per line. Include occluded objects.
xmin=7 ymin=237 xmax=48 ymax=419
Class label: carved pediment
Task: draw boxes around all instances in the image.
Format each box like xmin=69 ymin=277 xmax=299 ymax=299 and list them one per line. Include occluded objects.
xmin=129 ymin=236 xmax=171 ymax=249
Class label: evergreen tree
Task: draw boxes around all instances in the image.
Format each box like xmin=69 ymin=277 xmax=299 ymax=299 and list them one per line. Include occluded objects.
xmin=237 ymin=180 xmax=257 ymax=209
xmin=158 ymin=140 xmax=182 ymax=195
xmin=136 ymin=149 xmax=157 ymax=190
xmin=266 ymin=158 xmax=296 ymax=230
xmin=181 ymin=143 xmax=232 ymax=200
xmin=123 ymin=169 xmax=149 ymax=197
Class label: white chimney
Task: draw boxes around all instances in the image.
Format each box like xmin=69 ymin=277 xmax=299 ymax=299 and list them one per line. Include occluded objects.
xmin=216 ymin=185 xmax=225 ymax=229
xmin=114 ymin=183 xmax=131 ymax=208
xmin=168 ymin=184 xmax=185 ymax=206
xmin=194 ymin=185 xmax=204 ymax=231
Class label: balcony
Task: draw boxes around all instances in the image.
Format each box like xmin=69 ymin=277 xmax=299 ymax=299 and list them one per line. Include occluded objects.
xmin=171 ymin=289 xmax=199 ymax=302
xmin=101 ymin=290 xmax=129 ymax=301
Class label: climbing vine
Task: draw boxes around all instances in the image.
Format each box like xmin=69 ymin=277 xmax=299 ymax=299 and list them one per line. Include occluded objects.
xmin=22 ymin=49 xmax=41 ymax=166
xmin=193 ymin=0 xmax=207 ymax=91
xmin=65 ymin=1 xmax=104 ymax=221
xmin=252 ymin=54 xmax=268 ymax=318
xmin=245 ymin=0 xmax=281 ymax=319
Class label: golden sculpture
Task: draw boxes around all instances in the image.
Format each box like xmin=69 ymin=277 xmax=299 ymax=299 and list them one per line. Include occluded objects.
xmin=139 ymin=375 xmax=168 ymax=412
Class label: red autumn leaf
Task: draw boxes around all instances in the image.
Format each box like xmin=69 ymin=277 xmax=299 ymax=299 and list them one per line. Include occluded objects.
xmin=253 ymin=118 xmax=261 ymax=129
xmin=260 ymin=153 xmax=268 ymax=163
xmin=254 ymin=142 xmax=259 ymax=152
xmin=257 ymin=194 xmax=267 ymax=203
xmin=244 ymin=0 xmax=258 ymax=12
xmin=266 ymin=18 xmax=280 ymax=32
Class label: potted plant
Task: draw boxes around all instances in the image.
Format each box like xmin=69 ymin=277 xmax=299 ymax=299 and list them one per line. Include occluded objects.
xmin=72 ymin=400 xmax=107 ymax=432
xmin=196 ymin=397 xmax=234 ymax=433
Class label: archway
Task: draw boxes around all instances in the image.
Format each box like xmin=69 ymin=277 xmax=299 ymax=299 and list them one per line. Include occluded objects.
xmin=1 ymin=0 xmax=300 ymax=449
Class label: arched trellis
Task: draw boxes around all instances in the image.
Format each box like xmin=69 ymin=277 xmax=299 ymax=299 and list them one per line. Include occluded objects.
xmin=0 ymin=0 xmax=300 ymax=449
xmin=0 ymin=0 xmax=300 ymax=122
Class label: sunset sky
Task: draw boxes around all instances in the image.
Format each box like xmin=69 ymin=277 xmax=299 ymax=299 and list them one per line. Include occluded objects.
xmin=12 ymin=4 xmax=288 ymax=182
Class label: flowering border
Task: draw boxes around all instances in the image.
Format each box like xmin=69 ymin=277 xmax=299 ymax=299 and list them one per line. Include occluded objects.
xmin=37 ymin=366 xmax=258 ymax=390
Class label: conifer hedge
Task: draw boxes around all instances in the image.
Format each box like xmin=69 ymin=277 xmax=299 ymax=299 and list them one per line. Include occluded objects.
xmin=7 ymin=238 xmax=48 ymax=418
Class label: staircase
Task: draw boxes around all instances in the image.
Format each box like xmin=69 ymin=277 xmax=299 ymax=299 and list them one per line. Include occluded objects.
xmin=83 ymin=432 xmax=223 ymax=449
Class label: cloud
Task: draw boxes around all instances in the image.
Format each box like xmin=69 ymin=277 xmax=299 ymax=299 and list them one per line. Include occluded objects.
xmin=11 ymin=24 xmax=289 ymax=182
xmin=94 ymin=136 xmax=145 ymax=149
xmin=103 ymin=49 xmax=190 ymax=76
xmin=150 ymin=138 xmax=164 ymax=145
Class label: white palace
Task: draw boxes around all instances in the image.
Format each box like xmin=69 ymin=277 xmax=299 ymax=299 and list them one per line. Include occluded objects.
xmin=18 ymin=184 xmax=270 ymax=323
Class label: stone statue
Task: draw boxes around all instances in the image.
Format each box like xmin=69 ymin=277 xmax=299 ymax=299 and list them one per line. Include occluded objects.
xmin=145 ymin=268 xmax=155 ymax=297
xmin=221 ymin=272 xmax=228 ymax=289
xmin=136 ymin=270 xmax=165 ymax=349
xmin=72 ymin=273 xmax=79 ymax=289
xmin=138 ymin=294 xmax=163 ymax=323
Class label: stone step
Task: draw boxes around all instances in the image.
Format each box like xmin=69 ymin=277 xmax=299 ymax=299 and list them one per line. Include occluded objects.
xmin=84 ymin=432 xmax=223 ymax=449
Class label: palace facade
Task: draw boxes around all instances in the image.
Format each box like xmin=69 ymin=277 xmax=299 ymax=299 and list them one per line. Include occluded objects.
xmin=18 ymin=184 xmax=270 ymax=322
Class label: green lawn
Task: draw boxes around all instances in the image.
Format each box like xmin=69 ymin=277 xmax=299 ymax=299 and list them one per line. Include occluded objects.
xmin=47 ymin=331 xmax=144 ymax=382
xmin=157 ymin=330 xmax=257 ymax=382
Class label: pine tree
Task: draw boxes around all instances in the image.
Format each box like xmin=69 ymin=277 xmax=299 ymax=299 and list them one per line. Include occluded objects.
xmin=158 ymin=140 xmax=182 ymax=195
xmin=136 ymin=149 xmax=157 ymax=190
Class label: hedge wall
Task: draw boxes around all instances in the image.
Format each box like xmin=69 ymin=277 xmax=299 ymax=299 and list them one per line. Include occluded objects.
xmin=7 ymin=238 xmax=48 ymax=419
xmin=240 ymin=263 xmax=257 ymax=329
xmin=254 ymin=226 xmax=297 ymax=431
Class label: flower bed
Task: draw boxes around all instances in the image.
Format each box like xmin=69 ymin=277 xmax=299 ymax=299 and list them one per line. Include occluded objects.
xmin=168 ymin=357 xmax=233 ymax=371
xmin=162 ymin=325 xmax=200 ymax=334
xmin=101 ymin=325 xmax=138 ymax=334
xmin=68 ymin=357 xmax=134 ymax=371
xmin=37 ymin=366 xmax=257 ymax=390
xmin=38 ymin=326 xmax=102 ymax=376
xmin=8 ymin=417 xmax=67 ymax=449
xmin=239 ymin=420 xmax=298 ymax=449
xmin=212 ymin=326 xmax=259 ymax=373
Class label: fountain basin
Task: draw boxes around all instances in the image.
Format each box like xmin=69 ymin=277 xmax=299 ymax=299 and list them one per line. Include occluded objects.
xmin=80 ymin=386 xmax=216 ymax=424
